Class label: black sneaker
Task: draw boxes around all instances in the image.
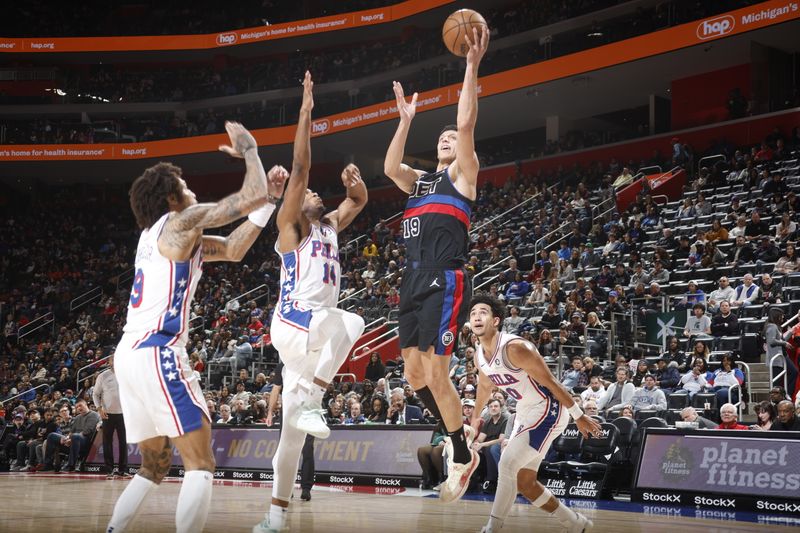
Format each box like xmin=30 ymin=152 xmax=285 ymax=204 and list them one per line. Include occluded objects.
xmin=106 ymin=472 xmax=115 ymax=480
xmin=300 ymin=489 xmax=311 ymax=501
xmin=118 ymin=472 xmax=132 ymax=480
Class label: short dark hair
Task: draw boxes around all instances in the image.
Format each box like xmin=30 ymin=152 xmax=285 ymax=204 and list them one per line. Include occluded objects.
xmin=130 ymin=162 xmax=184 ymax=229
xmin=692 ymin=303 xmax=706 ymax=312
xmin=470 ymin=294 xmax=506 ymax=322
xmin=439 ymin=124 xmax=457 ymax=137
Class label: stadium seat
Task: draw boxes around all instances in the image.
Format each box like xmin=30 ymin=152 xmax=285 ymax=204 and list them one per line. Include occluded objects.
xmin=610 ymin=417 xmax=636 ymax=464
xmin=692 ymin=392 xmax=718 ymax=415
xmin=539 ymin=424 xmax=583 ymax=481
xmin=566 ymin=423 xmax=620 ymax=498
xmin=667 ymin=393 xmax=690 ymax=410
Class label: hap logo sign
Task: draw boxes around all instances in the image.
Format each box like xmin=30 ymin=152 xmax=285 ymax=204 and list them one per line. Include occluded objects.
xmin=311 ymin=119 xmax=330 ymax=136
xmin=217 ymin=32 xmax=238 ymax=46
xmin=696 ymin=15 xmax=734 ymax=40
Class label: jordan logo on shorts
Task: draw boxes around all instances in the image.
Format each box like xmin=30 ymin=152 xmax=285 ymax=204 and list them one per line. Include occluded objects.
xmin=430 ymin=278 xmax=440 ymax=288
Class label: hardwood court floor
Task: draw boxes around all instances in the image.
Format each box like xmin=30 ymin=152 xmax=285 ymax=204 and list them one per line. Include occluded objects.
xmin=0 ymin=473 xmax=797 ymax=533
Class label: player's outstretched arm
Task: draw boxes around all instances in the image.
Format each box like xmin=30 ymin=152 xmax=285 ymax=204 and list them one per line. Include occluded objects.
xmin=324 ymin=164 xmax=368 ymax=233
xmin=202 ymin=165 xmax=289 ymax=262
xmin=506 ymin=340 xmax=603 ymax=439
xmin=452 ymin=27 xmax=489 ymax=197
xmin=383 ymin=81 xmax=423 ymax=194
xmin=159 ymin=122 xmax=269 ymax=261
xmin=276 ymin=71 xmax=313 ymax=248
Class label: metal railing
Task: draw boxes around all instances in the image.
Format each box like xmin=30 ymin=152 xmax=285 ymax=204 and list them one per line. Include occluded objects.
xmin=17 ymin=312 xmax=54 ymax=344
xmin=333 ymin=373 xmax=357 ymax=384
xmin=351 ymin=327 xmax=399 ymax=361
xmin=76 ymin=355 xmax=112 ymax=392
xmin=115 ymin=267 xmax=135 ymax=291
xmin=472 ymin=255 xmax=514 ymax=289
xmin=697 ymin=154 xmax=726 ymax=173
xmin=768 ymin=354 xmax=789 ymax=394
xmin=188 ymin=315 xmax=205 ymax=334
xmin=2 ymin=383 xmax=50 ymax=405
xmin=471 ymin=192 xmax=541 ymax=236
xmin=226 ymin=284 xmax=270 ymax=310
xmin=341 ymin=211 xmax=403 ymax=263
xmin=638 ymin=165 xmax=663 ymax=175
xmin=70 ymin=286 xmax=103 ymax=312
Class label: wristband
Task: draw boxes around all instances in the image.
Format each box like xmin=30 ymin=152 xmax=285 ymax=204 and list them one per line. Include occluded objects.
xmin=568 ymin=403 xmax=584 ymax=420
xmin=247 ymin=202 xmax=276 ymax=228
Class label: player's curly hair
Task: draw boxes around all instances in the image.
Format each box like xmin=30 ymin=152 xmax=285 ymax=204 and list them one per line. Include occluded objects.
xmin=469 ymin=293 xmax=506 ymax=322
xmin=129 ymin=162 xmax=184 ymax=229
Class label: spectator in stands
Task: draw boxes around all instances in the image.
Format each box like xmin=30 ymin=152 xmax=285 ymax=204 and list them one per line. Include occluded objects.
xmin=683 ymin=303 xmax=711 ymax=339
xmin=709 ymin=354 xmax=744 ymax=406
xmin=676 ymin=198 xmax=695 ymax=220
xmin=679 ymin=407 xmax=716 ymax=429
xmin=630 ymin=374 xmax=667 ymax=413
xmin=688 ymin=340 xmax=711 ymax=369
xmin=526 ymin=280 xmax=549 ymax=306
xmin=649 ymin=261 xmax=669 ymax=285
xmin=677 ymin=362 xmax=709 ymax=399
xmin=218 ymin=404 xmax=232 ymax=424
xmin=471 ymin=398 xmax=508 ymax=494
xmin=502 ymin=307 xmax=524 ymax=334
xmin=755 ymin=237 xmax=781 ymax=264
xmin=619 ymin=405 xmax=635 ymax=420
xmin=417 ymin=421 xmax=447 ymax=490
xmin=535 ymin=329 xmax=557 ymax=359
xmin=656 ymin=228 xmax=677 ymax=250
xmin=44 ymin=399 xmax=99 ymax=472
xmin=707 ymin=277 xmax=735 ymax=313
xmin=775 ymin=213 xmax=797 ymax=242
xmin=367 ymin=396 xmax=388 ymax=424
xmin=745 ymin=211 xmax=770 ymax=241
xmin=631 ymin=360 xmax=650 ymax=388
xmin=759 ymin=273 xmax=782 ymax=304
xmin=764 ymin=307 xmax=798 ymax=399
xmin=771 ymin=400 xmax=800 ymax=431
xmin=612 ymin=167 xmax=634 ymax=188
xmin=728 ymin=235 xmax=756 ymax=266
xmin=710 ymin=301 xmax=738 ymax=340
xmin=580 ymin=375 xmax=605 ymax=404
xmin=715 ymin=403 xmax=748 ymax=430
xmin=678 ymin=281 xmax=706 ymax=311
xmin=364 ymin=352 xmax=385 ymax=383
xmin=750 ymin=401 xmax=776 ymax=430
xmin=700 ymin=242 xmax=726 ymax=269
xmin=694 ymin=194 xmax=712 ymax=217
xmin=3 ymin=412 xmax=27 ymax=468
xmin=654 ymin=358 xmax=680 ymax=394
xmin=344 ymin=402 xmax=366 ymax=425
xmin=661 ymin=336 xmax=687 ymax=372
xmin=385 ymin=388 xmax=424 ymax=424
xmin=362 ymin=239 xmax=378 ymax=259
xmin=628 ymin=263 xmax=650 ymax=291
xmin=732 ymin=274 xmax=760 ymax=308
xmin=773 ymin=244 xmax=799 ymax=274
xmin=560 ymin=357 xmax=585 ymax=392
xmin=597 ymin=367 xmax=635 ymax=416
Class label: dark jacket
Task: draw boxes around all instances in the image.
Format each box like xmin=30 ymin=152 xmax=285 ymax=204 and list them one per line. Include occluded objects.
xmin=770 ymin=416 xmax=800 ymax=431
xmin=711 ymin=312 xmax=739 ymax=337
xmin=656 ymin=363 xmax=681 ymax=390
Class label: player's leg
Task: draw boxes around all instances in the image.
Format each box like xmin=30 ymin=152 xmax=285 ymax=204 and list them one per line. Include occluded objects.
xmin=171 ymin=419 xmax=216 ymax=533
xmin=300 ymin=434 xmax=315 ymax=501
xmin=106 ymin=436 xmax=171 ymax=533
xmin=516 ymin=467 xmax=592 ymax=532
xmin=482 ymin=435 xmax=539 ymax=532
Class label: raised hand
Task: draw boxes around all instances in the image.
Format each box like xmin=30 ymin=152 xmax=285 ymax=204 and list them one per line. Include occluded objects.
xmin=575 ymin=413 xmax=603 ymax=439
xmin=218 ymin=121 xmax=257 ymax=158
xmin=341 ymin=163 xmax=363 ymax=189
xmin=393 ymin=81 xmax=417 ymax=123
xmin=267 ymin=165 xmax=289 ymax=200
xmin=300 ymin=71 xmax=314 ymax=113
xmin=464 ymin=25 xmax=490 ymax=67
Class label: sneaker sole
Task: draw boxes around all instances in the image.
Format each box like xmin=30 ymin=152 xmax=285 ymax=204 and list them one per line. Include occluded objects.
xmin=293 ymin=419 xmax=331 ymax=439
xmin=440 ymin=450 xmax=480 ymax=504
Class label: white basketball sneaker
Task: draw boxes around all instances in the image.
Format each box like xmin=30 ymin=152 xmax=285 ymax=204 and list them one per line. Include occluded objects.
xmin=290 ymin=401 xmax=331 ymax=439
xmin=439 ymin=447 xmax=480 ymax=504
xmin=252 ymin=517 xmax=282 ymax=533
xmin=565 ymin=511 xmax=594 ymax=533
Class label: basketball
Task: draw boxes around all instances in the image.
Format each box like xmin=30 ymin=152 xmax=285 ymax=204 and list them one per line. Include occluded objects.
xmin=442 ymin=9 xmax=488 ymax=57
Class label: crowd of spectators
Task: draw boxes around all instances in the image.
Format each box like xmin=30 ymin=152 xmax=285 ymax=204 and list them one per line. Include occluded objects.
xmin=3 ymin=122 xmax=800 ymax=485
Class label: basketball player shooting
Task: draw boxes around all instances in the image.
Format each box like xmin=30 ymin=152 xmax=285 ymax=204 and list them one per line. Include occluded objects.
xmin=469 ymin=295 xmax=601 ymax=533
xmin=106 ymin=122 xmax=287 ymax=533
xmin=254 ymin=71 xmax=367 ymax=533
xmin=384 ymin=27 xmax=488 ymax=503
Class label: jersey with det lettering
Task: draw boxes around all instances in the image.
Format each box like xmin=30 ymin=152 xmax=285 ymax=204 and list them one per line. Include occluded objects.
xmin=402 ymin=167 xmax=472 ymax=266
xmin=124 ymin=213 xmax=203 ymax=349
xmin=276 ymin=222 xmax=339 ymax=331
xmin=476 ymin=332 xmax=555 ymax=411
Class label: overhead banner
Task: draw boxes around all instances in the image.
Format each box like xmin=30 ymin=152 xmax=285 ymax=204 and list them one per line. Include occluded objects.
xmin=86 ymin=424 xmax=432 ymax=478
xmin=2 ymin=0 xmax=799 ymax=162
xmin=0 ymin=0 xmax=454 ymax=53
xmin=633 ymin=429 xmax=800 ymax=515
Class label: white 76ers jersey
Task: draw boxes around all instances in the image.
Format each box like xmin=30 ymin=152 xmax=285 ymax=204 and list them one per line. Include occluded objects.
xmin=476 ymin=332 xmax=555 ymax=411
xmin=123 ymin=213 xmax=203 ymax=349
xmin=275 ymin=222 xmax=339 ymax=331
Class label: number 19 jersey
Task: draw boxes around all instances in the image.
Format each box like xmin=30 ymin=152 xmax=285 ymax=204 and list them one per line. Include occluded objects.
xmin=402 ymin=166 xmax=472 ymax=268
xmin=275 ymin=222 xmax=339 ymax=331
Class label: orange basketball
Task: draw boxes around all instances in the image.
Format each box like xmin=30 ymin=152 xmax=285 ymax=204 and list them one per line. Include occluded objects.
xmin=442 ymin=9 xmax=488 ymax=57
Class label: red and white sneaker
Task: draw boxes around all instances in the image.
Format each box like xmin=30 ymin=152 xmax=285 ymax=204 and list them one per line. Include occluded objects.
xmin=439 ymin=447 xmax=480 ymax=504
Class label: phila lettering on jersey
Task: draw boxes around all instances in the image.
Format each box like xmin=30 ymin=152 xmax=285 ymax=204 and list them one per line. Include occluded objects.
xmin=476 ymin=332 xmax=555 ymax=410
xmin=124 ymin=213 xmax=203 ymax=349
xmin=276 ymin=222 xmax=339 ymax=331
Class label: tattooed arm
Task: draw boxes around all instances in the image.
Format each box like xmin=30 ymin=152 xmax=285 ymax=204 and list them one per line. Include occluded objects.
xmin=159 ymin=122 xmax=269 ymax=262
xmin=202 ymin=165 xmax=289 ymax=262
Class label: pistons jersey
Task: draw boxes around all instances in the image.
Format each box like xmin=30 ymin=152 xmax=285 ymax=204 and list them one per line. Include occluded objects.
xmin=275 ymin=222 xmax=339 ymax=331
xmin=403 ymin=166 xmax=472 ymax=266
xmin=476 ymin=332 xmax=556 ymax=412
xmin=124 ymin=213 xmax=203 ymax=349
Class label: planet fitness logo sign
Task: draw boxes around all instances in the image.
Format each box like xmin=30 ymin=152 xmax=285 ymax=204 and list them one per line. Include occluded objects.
xmin=660 ymin=442 xmax=692 ymax=482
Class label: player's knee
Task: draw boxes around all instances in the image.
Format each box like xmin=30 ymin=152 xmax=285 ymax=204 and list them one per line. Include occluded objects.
xmin=517 ymin=468 xmax=537 ymax=487
xmin=343 ymin=313 xmax=365 ymax=339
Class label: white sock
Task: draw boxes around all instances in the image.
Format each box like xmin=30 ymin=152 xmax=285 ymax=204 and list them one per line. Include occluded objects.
xmin=487 ymin=515 xmax=504 ymax=531
xmin=551 ymin=501 xmax=577 ymax=525
xmin=175 ymin=470 xmax=213 ymax=533
xmin=106 ymin=474 xmax=156 ymax=532
xmin=269 ymin=504 xmax=287 ymax=529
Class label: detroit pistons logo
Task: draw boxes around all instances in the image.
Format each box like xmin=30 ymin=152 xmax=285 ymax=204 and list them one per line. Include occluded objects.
xmin=441 ymin=331 xmax=454 ymax=346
